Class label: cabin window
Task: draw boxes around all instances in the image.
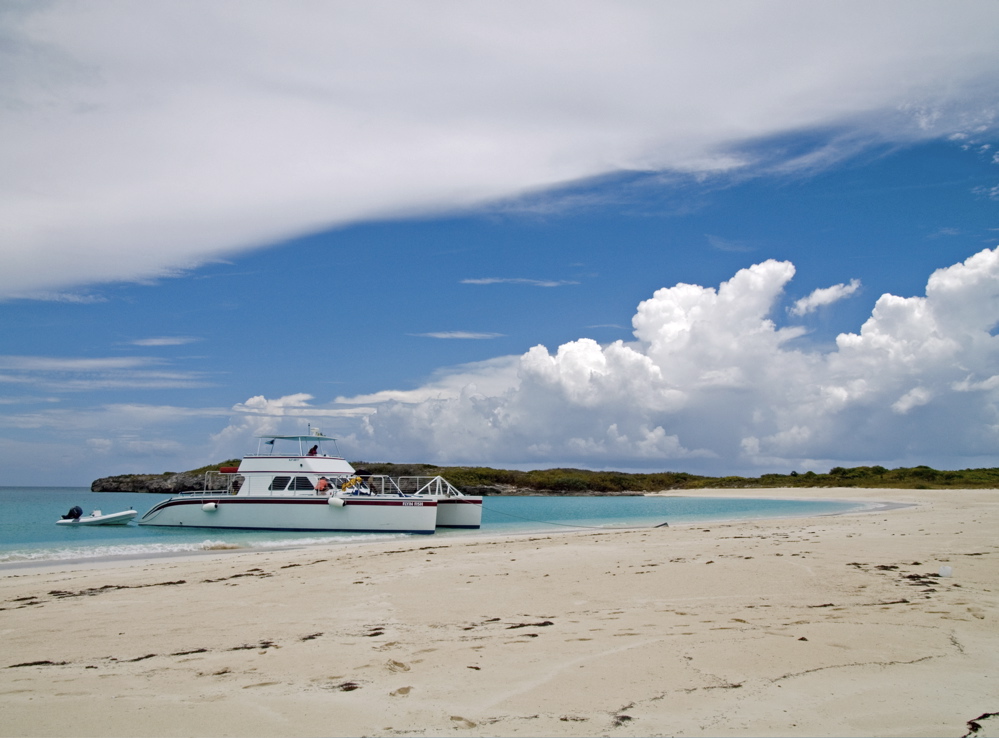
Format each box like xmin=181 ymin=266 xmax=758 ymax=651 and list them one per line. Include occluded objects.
xmin=268 ymin=476 xmax=291 ymax=491
xmin=290 ymin=476 xmax=314 ymax=491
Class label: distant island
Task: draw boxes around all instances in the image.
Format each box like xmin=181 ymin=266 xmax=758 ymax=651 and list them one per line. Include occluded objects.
xmin=91 ymin=462 xmax=999 ymax=495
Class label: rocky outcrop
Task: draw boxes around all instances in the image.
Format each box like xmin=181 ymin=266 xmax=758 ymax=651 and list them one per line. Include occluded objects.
xmin=91 ymin=472 xmax=206 ymax=494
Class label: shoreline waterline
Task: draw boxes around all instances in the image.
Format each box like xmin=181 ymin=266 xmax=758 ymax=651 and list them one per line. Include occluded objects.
xmin=0 ymin=487 xmax=907 ymax=572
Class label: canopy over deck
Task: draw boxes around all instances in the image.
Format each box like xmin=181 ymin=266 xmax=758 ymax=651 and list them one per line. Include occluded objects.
xmin=253 ymin=433 xmax=342 ymax=457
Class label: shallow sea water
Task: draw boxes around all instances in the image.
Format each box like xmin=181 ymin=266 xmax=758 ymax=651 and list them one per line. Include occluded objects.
xmin=0 ymin=486 xmax=865 ymax=565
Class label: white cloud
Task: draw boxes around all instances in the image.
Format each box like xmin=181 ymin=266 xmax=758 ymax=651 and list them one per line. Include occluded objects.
xmin=334 ymin=357 xmax=521 ymax=407
xmin=706 ymin=234 xmax=755 ymax=253
xmin=412 ymin=332 xmax=505 ymax=339
xmin=892 ymin=387 xmax=932 ymax=414
xmin=0 ymin=396 xmax=59 ymax=405
xmin=789 ymin=278 xmax=861 ymax=316
xmin=209 ymin=393 xmax=377 ymax=461
xmin=131 ymin=336 xmax=201 ymax=347
xmin=0 ymin=402 xmax=229 ymax=433
xmin=5 ymin=291 xmax=108 ymax=304
xmin=0 ymin=354 xmax=211 ymax=390
xmin=231 ymin=394 xmax=319 ymax=417
xmin=249 ymin=246 xmax=999 ymax=471
xmin=0 ymin=356 xmax=154 ymax=372
xmin=461 ymin=278 xmax=579 ymax=287
xmin=2 ymin=1 xmax=998 ymax=298
xmin=0 ymin=402 xmax=233 ymax=483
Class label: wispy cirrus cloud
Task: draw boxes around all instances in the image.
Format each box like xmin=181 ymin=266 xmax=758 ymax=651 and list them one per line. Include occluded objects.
xmin=0 ymin=356 xmax=155 ymax=372
xmin=461 ymin=278 xmax=579 ymax=287
xmin=706 ymin=234 xmax=756 ymax=253
xmin=0 ymin=402 xmax=230 ymax=432
xmin=412 ymin=331 xmax=505 ymax=340
xmin=131 ymin=336 xmax=201 ymax=347
xmin=0 ymin=355 xmax=211 ymax=391
xmin=0 ymin=395 xmax=59 ymax=405
xmin=3 ymin=291 xmax=108 ymax=304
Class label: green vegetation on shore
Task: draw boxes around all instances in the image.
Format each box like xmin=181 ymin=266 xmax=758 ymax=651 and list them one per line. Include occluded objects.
xmin=93 ymin=461 xmax=999 ymax=494
xmin=352 ymin=463 xmax=999 ymax=492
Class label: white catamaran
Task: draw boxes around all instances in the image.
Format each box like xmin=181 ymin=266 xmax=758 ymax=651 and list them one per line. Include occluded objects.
xmin=138 ymin=432 xmax=481 ymax=534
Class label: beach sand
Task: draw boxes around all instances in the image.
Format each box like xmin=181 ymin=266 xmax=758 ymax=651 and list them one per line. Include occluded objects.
xmin=1 ymin=487 xmax=996 ymax=737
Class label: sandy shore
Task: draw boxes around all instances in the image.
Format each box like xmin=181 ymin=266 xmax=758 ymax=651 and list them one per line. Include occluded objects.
xmin=1 ymin=487 xmax=997 ymax=737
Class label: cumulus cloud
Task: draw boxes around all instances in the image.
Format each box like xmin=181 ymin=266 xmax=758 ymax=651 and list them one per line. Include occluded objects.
xmin=222 ymin=246 xmax=999 ymax=471
xmin=2 ymin=1 xmax=998 ymax=298
xmin=789 ymin=278 xmax=861 ymax=316
xmin=230 ymin=393 xmax=368 ymax=418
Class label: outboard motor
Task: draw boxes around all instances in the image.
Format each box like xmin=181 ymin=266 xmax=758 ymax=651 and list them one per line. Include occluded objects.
xmin=62 ymin=505 xmax=83 ymax=520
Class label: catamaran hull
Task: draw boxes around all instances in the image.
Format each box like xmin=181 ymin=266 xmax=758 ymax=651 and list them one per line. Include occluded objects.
xmin=138 ymin=496 xmax=438 ymax=534
xmin=434 ymin=497 xmax=482 ymax=528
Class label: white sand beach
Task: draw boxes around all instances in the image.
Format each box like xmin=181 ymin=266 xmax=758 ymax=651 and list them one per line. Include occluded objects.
xmin=1 ymin=487 xmax=996 ymax=737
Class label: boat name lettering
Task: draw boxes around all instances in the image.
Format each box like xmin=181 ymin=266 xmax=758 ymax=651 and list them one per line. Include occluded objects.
xmin=402 ymin=501 xmax=424 ymax=506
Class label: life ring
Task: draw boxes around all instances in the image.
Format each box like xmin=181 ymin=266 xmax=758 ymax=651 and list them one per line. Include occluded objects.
xmin=340 ymin=476 xmax=363 ymax=492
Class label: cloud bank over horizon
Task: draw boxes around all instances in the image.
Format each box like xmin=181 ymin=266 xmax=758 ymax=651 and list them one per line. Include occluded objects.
xmin=217 ymin=246 xmax=999 ymax=473
xmin=3 ymin=1 xmax=999 ymax=299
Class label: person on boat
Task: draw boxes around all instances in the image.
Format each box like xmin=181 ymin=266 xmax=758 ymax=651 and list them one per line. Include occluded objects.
xmin=307 ymin=444 xmax=318 ymax=456
xmin=315 ymin=476 xmax=331 ymax=493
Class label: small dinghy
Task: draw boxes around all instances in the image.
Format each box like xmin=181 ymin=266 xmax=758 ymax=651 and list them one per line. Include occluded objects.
xmin=57 ymin=506 xmax=137 ymax=526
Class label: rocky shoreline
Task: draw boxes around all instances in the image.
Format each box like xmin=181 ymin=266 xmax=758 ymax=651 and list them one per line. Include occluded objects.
xmin=91 ymin=472 xmax=208 ymax=494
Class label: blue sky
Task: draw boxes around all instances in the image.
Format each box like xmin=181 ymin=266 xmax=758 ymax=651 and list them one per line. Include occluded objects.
xmin=1 ymin=2 xmax=998 ymax=485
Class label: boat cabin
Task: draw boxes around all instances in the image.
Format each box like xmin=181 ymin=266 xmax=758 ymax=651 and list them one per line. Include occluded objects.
xmin=204 ymin=433 xmax=362 ymax=497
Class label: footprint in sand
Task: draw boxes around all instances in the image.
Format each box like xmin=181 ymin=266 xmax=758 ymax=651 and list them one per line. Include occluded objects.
xmin=390 ymin=686 xmax=412 ymax=697
xmin=387 ymin=659 xmax=410 ymax=672
xmin=450 ymin=716 xmax=477 ymax=728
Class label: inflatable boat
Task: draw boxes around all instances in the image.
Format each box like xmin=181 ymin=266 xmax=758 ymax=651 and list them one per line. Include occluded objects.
xmin=57 ymin=507 xmax=137 ymax=526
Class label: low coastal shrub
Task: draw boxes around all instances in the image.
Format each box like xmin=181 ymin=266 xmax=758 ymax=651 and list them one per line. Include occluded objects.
xmin=93 ymin=461 xmax=999 ymax=493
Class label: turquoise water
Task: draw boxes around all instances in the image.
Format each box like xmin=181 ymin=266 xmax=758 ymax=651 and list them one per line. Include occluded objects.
xmin=0 ymin=487 xmax=865 ymax=565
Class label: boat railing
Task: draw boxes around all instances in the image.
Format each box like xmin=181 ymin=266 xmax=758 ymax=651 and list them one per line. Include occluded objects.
xmin=242 ymin=453 xmax=346 ymax=460
xmin=173 ymin=471 xmax=461 ymax=498
xmin=395 ymin=476 xmax=465 ymax=497
xmin=356 ymin=475 xmax=404 ymax=496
